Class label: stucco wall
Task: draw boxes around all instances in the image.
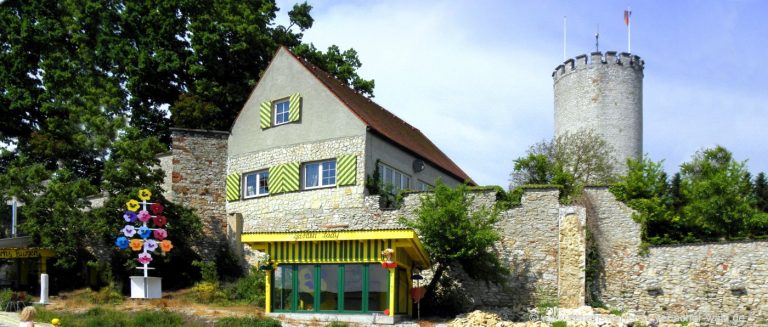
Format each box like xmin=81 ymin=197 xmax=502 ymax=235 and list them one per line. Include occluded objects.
xmin=365 ymin=133 xmax=462 ymax=189
xmin=553 ymin=52 xmax=643 ymax=174
xmin=229 ymin=48 xmax=366 ymax=157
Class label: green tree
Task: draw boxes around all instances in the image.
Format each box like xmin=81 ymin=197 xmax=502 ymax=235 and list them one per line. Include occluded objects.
xmin=399 ymin=181 xmax=508 ymax=299
xmin=510 ymin=129 xmax=615 ymax=201
xmin=754 ymin=172 xmax=768 ymax=212
xmin=679 ymin=146 xmax=754 ymax=239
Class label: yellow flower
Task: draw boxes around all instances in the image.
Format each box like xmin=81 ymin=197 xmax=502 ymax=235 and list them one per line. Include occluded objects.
xmin=138 ymin=189 xmax=152 ymax=201
xmin=126 ymin=199 xmax=140 ymax=212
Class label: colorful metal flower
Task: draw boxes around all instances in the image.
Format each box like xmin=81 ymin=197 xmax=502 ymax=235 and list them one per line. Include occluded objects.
xmin=137 ymin=252 xmax=153 ymax=264
xmin=138 ymin=226 xmax=151 ymax=239
xmin=144 ymin=239 xmax=158 ymax=252
xmin=138 ymin=189 xmax=152 ymax=201
xmin=153 ymin=215 xmax=167 ymax=227
xmin=122 ymin=211 xmax=137 ymax=223
xmin=153 ymin=229 xmax=167 ymax=241
xmin=126 ymin=199 xmax=140 ymax=212
xmin=160 ymin=240 xmax=173 ymax=253
xmin=122 ymin=225 xmax=136 ymax=237
xmin=115 ymin=236 xmax=129 ymax=249
xmin=137 ymin=210 xmax=151 ymax=223
xmin=150 ymin=203 xmax=164 ymax=215
xmin=129 ymin=239 xmax=143 ymax=251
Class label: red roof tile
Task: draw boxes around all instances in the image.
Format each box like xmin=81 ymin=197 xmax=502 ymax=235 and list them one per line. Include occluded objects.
xmin=284 ymin=48 xmax=474 ymax=185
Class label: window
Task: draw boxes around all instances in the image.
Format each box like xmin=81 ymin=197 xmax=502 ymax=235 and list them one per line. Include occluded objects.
xmin=274 ymin=99 xmax=290 ymax=125
xmin=303 ymin=160 xmax=336 ymax=189
xmin=244 ymin=170 xmax=269 ymax=198
xmin=416 ymin=180 xmax=432 ymax=192
xmin=377 ymin=163 xmax=411 ymax=193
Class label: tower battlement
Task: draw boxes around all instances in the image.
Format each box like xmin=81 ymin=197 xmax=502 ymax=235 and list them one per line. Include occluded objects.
xmin=552 ymin=51 xmax=644 ymax=81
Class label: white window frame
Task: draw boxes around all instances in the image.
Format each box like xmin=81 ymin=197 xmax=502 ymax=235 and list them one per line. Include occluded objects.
xmin=243 ymin=170 xmax=269 ymax=198
xmin=273 ymin=99 xmax=290 ymax=126
xmin=303 ymin=159 xmax=336 ymax=189
xmin=377 ymin=162 xmax=411 ymax=194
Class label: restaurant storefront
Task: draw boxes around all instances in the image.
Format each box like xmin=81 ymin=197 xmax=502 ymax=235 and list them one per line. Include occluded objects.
xmin=242 ymin=229 xmax=430 ymax=321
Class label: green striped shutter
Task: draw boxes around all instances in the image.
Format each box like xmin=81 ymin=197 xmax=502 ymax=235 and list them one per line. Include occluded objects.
xmin=269 ymin=162 xmax=300 ymax=194
xmin=336 ymin=155 xmax=357 ymax=186
xmin=259 ymin=100 xmax=272 ymax=129
xmin=226 ymin=173 xmax=240 ymax=201
xmin=288 ymin=93 xmax=301 ymax=122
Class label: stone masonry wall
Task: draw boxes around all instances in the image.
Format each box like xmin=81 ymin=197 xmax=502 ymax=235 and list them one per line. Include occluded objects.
xmin=171 ymin=128 xmax=229 ymax=261
xmin=448 ymin=189 xmax=562 ymax=313
xmin=585 ymin=187 xmax=768 ymax=326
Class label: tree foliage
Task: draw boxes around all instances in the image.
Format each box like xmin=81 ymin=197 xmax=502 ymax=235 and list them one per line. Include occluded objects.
xmin=510 ymin=129 xmax=616 ymax=201
xmin=611 ymin=146 xmax=768 ymax=245
xmin=399 ymin=180 xmax=508 ymax=303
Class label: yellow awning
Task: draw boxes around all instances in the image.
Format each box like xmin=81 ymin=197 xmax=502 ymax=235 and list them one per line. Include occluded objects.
xmin=242 ymin=229 xmax=431 ymax=269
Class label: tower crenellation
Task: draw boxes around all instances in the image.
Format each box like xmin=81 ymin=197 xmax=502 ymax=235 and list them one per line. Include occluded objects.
xmin=552 ymin=51 xmax=644 ymax=174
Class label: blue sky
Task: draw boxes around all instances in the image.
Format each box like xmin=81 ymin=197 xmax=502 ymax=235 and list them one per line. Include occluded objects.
xmin=277 ymin=0 xmax=768 ymax=187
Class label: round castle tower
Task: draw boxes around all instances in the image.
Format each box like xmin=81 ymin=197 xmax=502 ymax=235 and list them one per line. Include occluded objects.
xmin=552 ymin=51 xmax=644 ymax=174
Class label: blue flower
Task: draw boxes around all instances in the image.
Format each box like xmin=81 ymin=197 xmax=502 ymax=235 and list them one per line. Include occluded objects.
xmin=123 ymin=211 xmax=137 ymax=223
xmin=115 ymin=236 xmax=129 ymax=249
xmin=138 ymin=226 xmax=152 ymax=239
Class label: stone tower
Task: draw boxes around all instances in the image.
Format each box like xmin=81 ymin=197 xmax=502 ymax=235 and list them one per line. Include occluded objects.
xmin=552 ymin=51 xmax=644 ymax=174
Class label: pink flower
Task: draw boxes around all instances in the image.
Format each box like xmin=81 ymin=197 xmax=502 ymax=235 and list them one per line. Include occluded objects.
xmin=153 ymin=229 xmax=167 ymax=241
xmin=137 ymin=253 xmax=153 ymax=265
xmin=137 ymin=210 xmax=151 ymax=223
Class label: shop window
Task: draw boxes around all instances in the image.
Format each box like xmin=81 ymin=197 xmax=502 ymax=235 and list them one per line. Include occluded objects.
xmin=367 ymin=264 xmax=389 ymax=312
xmin=320 ymin=265 xmax=339 ymax=311
xmin=343 ymin=264 xmax=364 ymax=311
xmin=272 ymin=265 xmax=293 ymax=311
xmin=297 ymin=265 xmax=315 ymax=311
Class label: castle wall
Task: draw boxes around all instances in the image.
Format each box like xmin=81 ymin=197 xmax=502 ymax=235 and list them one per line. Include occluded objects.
xmin=170 ymin=128 xmax=230 ymax=260
xmin=585 ymin=187 xmax=768 ymax=326
xmin=553 ymin=52 xmax=643 ymax=173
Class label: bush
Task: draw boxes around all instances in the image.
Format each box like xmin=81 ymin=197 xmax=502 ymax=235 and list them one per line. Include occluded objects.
xmin=224 ymin=268 xmax=266 ymax=305
xmin=216 ymin=316 xmax=281 ymax=327
xmin=551 ymin=321 xmax=567 ymax=327
xmin=90 ymin=284 xmax=123 ymax=304
xmin=192 ymin=260 xmax=219 ymax=283
xmin=0 ymin=289 xmax=13 ymax=309
xmin=192 ymin=281 xmax=226 ymax=303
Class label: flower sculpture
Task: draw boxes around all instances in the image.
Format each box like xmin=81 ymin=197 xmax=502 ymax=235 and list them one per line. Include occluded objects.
xmin=160 ymin=240 xmax=173 ymax=253
xmin=123 ymin=211 xmax=137 ymax=223
xmin=122 ymin=225 xmax=136 ymax=237
xmin=151 ymin=203 xmax=164 ymax=214
xmin=137 ymin=210 xmax=151 ymax=223
xmin=129 ymin=239 xmax=144 ymax=251
xmin=115 ymin=236 xmax=129 ymax=249
xmin=138 ymin=189 xmax=152 ymax=201
xmin=116 ymin=188 xmax=172 ymax=279
xmin=138 ymin=252 xmax=153 ymax=264
xmin=153 ymin=215 xmax=167 ymax=227
xmin=153 ymin=229 xmax=167 ymax=241
xmin=126 ymin=199 xmax=140 ymax=212
xmin=381 ymin=248 xmax=397 ymax=268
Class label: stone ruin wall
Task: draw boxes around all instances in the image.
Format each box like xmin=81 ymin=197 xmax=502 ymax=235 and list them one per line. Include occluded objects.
xmin=170 ymin=128 xmax=230 ymax=261
xmin=584 ymin=187 xmax=768 ymax=326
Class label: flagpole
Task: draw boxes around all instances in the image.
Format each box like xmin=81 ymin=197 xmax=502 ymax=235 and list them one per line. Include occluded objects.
xmin=627 ymin=8 xmax=631 ymax=53
xmin=563 ymin=16 xmax=567 ymax=60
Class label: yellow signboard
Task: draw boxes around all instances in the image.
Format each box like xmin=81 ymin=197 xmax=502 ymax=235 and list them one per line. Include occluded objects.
xmin=0 ymin=248 xmax=55 ymax=259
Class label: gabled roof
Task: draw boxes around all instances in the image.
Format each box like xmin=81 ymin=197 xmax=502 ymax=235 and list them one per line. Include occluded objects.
xmin=282 ymin=47 xmax=474 ymax=185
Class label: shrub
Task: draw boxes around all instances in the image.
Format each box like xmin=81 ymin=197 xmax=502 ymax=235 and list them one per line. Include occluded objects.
xmin=551 ymin=321 xmax=567 ymax=327
xmin=224 ymin=268 xmax=266 ymax=305
xmin=192 ymin=281 xmax=226 ymax=303
xmin=216 ymin=316 xmax=281 ymax=327
xmin=192 ymin=260 xmax=219 ymax=283
xmin=0 ymin=289 xmax=13 ymax=309
xmin=90 ymin=284 xmax=123 ymax=304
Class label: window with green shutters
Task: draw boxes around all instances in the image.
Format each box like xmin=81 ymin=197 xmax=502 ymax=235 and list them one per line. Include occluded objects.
xmin=269 ymin=162 xmax=300 ymax=194
xmin=261 ymin=93 xmax=302 ymax=129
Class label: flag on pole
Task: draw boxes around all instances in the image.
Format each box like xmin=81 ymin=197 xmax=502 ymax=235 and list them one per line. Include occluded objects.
xmin=624 ymin=10 xmax=631 ymax=26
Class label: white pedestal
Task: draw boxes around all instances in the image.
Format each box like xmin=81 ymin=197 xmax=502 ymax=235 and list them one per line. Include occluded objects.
xmin=130 ymin=276 xmax=162 ymax=299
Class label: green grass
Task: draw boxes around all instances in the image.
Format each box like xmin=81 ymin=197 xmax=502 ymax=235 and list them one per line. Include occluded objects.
xmin=35 ymin=306 xmax=207 ymax=327
xmin=214 ymin=316 xmax=281 ymax=327
xmin=551 ymin=321 xmax=567 ymax=327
